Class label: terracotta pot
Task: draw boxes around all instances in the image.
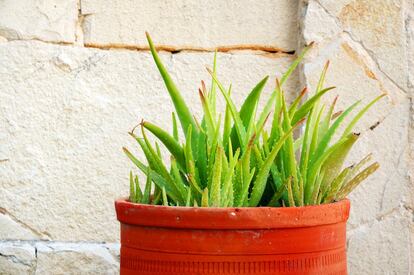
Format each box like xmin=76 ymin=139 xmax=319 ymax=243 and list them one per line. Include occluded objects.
xmin=115 ymin=199 xmax=350 ymax=275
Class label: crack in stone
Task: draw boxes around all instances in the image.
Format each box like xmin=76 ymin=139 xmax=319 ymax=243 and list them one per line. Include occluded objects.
xmin=0 ymin=207 xmax=48 ymax=239
xmin=347 ymin=204 xmax=412 ymax=233
xmin=0 ymin=252 xmax=33 ymax=267
xmin=83 ymin=42 xmax=295 ymax=55
xmin=343 ymin=30 xmax=408 ymax=94
xmin=75 ymin=0 xmax=84 ymax=46
xmin=313 ymin=0 xmax=408 ymax=95
xmin=2 ymin=37 xmax=296 ymax=56
xmin=67 ymin=52 xmax=106 ymax=77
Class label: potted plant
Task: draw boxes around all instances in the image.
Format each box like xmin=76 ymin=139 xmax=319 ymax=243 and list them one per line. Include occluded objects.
xmin=116 ymin=33 xmax=383 ymax=275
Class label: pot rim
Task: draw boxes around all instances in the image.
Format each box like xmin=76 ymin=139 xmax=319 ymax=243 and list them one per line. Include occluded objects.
xmin=115 ymin=198 xmax=350 ymax=229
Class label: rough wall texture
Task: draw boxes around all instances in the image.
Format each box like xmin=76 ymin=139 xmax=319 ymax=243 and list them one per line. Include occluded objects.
xmin=300 ymin=1 xmax=414 ymax=273
xmin=0 ymin=0 xmax=412 ymax=274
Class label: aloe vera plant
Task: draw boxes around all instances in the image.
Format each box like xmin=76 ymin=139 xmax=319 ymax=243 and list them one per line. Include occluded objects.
xmin=123 ymin=33 xmax=382 ymax=207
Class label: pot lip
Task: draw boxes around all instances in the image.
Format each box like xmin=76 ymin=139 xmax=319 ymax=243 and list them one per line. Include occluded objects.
xmin=115 ymin=198 xmax=350 ymax=229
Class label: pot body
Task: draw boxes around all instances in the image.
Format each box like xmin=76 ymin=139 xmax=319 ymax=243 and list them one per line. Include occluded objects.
xmin=115 ymin=199 xmax=350 ymax=275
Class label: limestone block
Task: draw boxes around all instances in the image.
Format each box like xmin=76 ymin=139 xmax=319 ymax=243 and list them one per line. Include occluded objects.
xmin=0 ymin=40 xmax=298 ymax=241
xmin=347 ymin=213 xmax=411 ymax=274
xmin=35 ymin=242 xmax=118 ymax=274
xmin=302 ymin=35 xmax=409 ymax=227
xmin=0 ymin=0 xmax=78 ymax=43
xmin=0 ymin=243 xmax=36 ymax=275
xmin=301 ymin=1 xmax=341 ymax=44
xmin=81 ymin=0 xmax=298 ymax=51
xmin=315 ymin=0 xmax=407 ymax=90
xmin=408 ymin=2 xmax=414 ymax=89
xmin=0 ymin=213 xmax=40 ymax=240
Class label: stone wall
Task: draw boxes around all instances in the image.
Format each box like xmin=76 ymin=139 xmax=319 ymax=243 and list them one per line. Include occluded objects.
xmin=0 ymin=0 xmax=412 ymax=274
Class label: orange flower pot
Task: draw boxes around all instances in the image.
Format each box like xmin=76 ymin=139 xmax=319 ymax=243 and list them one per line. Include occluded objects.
xmin=115 ymin=199 xmax=350 ymax=275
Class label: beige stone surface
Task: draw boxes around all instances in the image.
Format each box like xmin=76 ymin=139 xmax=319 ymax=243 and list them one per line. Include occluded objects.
xmin=407 ymin=1 xmax=414 ymax=270
xmin=0 ymin=0 xmax=412 ymax=273
xmin=347 ymin=212 xmax=412 ymax=274
xmin=0 ymin=213 xmax=40 ymax=240
xmin=0 ymin=241 xmax=120 ymax=275
xmin=302 ymin=35 xmax=410 ymax=226
xmin=0 ymin=40 xmax=297 ymax=242
xmin=81 ymin=0 xmax=298 ymax=51
xmin=301 ymin=1 xmax=341 ymax=44
xmin=0 ymin=0 xmax=78 ymax=43
xmin=0 ymin=243 xmax=36 ymax=274
xmin=316 ymin=0 xmax=408 ymax=90
xmin=301 ymin=2 xmax=413 ymax=272
xmin=35 ymin=242 xmax=118 ymax=274
xmin=408 ymin=1 xmax=414 ymax=89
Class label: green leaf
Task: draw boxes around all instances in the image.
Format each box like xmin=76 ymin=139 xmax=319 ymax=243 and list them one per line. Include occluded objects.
xmin=184 ymin=125 xmax=203 ymax=195
xmin=207 ymin=68 xmax=247 ymax=150
xmin=123 ymin=147 xmax=181 ymax=203
xmin=162 ymin=186 xmax=168 ymax=206
xmin=255 ymin=41 xmax=313 ymax=134
xmin=318 ymin=96 xmax=338 ymax=143
xmin=308 ymin=105 xmax=326 ymax=160
xmin=210 ymin=147 xmax=223 ymax=207
xmin=286 ymin=177 xmax=295 ymax=207
xmin=336 ymin=162 xmax=379 ymax=200
xmin=129 ymin=133 xmax=158 ymax=170
xmin=309 ymin=101 xmax=360 ymax=167
xmin=170 ymin=156 xmax=190 ymax=201
xmin=208 ymin=115 xmax=222 ymax=167
xmin=141 ymin=126 xmax=184 ymax=203
xmin=201 ymin=188 xmax=209 ymax=207
xmin=209 ymin=51 xmax=218 ymax=119
xmin=185 ymin=187 xmax=192 ymax=206
xmin=129 ymin=171 xmax=136 ymax=203
xmin=152 ymin=188 xmax=161 ymax=205
xmin=142 ymin=170 xmax=152 ymax=204
xmin=222 ymin=87 xmax=232 ymax=150
xmin=172 ymin=112 xmax=179 ymax=141
xmin=343 ymin=153 xmax=373 ymax=183
xmin=281 ymin=91 xmax=297 ymax=179
xmin=310 ymin=170 xmax=324 ymax=205
xmin=235 ymin=141 xmax=253 ymax=207
xmin=196 ymin=131 xmax=208 ymax=186
xmin=256 ymin=90 xmax=277 ymax=133
xmin=238 ymin=167 xmax=255 ymax=207
xmin=280 ymin=42 xmax=314 ymax=86
xmin=199 ymin=88 xmax=216 ymax=141
xmin=315 ymin=61 xmax=330 ymax=93
xmin=134 ymin=176 xmax=143 ymax=203
xmin=269 ymin=80 xmax=283 ymax=146
xmin=291 ymin=86 xmax=335 ymax=125
xmin=288 ymin=87 xmax=307 ymax=117
xmin=229 ymin=76 xmax=269 ymax=148
xmin=304 ymin=135 xmax=351 ymax=204
xmin=146 ymin=32 xmax=197 ymax=138
xmin=221 ymin=148 xmax=240 ymax=205
xmin=142 ymin=121 xmax=186 ymax=170
xmin=342 ymin=94 xmax=385 ymax=138
xmin=240 ymin=76 xmax=268 ymax=125
xmin=293 ymin=135 xmax=304 ymax=152
xmin=319 ymin=133 xmax=359 ymax=193
xmin=249 ymin=118 xmax=304 ymax=206
xmin=323 ymin=166 xmax=351 ymax=203
xmin=299 ymin=104 xmax=318 ymax=181
xmin=267 ymin=176 xmax=287 ymax=206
